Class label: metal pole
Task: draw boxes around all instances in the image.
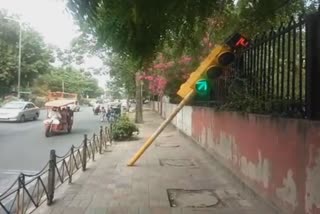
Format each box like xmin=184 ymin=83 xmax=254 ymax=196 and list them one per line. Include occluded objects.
xmin=17 ymin=21 xmax=22 ymax=99
xmin=91 ymin=134 xmax=95 ymax=161
xmin=82 ymin=134 xmax=87 ymax=171
xmin=69 ymin=146 xmax=74 ymax=184
xmin=47 ymin=150 xmax=56 ymax=205
xmin=99 ymin=126 xmax=103 ymax=154
xmin=305 ymin=12 xmax=320 ymax=119
xmin=127 ymin=90 xmax=195 ymax=166
xmin=19 ymin=174 xmax=25 ymax=214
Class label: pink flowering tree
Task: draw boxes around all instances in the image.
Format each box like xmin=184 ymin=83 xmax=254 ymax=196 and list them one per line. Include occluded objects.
xmin=138 ymin=52 xmax=196 ymax=102
xmin=139 ymin=29 xmax=219 ymax=102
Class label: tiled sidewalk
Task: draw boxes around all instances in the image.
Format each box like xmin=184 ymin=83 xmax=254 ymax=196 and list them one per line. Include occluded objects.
xmin=35 ymin=110 xmax=279 ymax=214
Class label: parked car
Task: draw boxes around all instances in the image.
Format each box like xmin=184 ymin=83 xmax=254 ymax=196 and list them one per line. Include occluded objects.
xmin=0 ymin=101 xmax=40 ymax=122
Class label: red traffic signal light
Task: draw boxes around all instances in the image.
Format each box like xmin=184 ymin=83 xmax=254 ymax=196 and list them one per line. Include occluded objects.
xmin=225 ymin=33 xmax=249 ymax=49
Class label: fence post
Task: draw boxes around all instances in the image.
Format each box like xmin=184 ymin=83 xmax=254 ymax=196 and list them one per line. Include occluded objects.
xmin=18 ymin=174 xmax=25 ymax=214
xmin=69 ymin=145 xmax=74 ymax=184
xmin=105 ymin=126 xmax=109 ymax=145
xmin=93 ymin=133 xmax=97 ymax=153
xmin=99 ymin=126 xmax=103 ymax=153
xmin=103 ymin=126 xmax=107 ymax=148
xmin=47 ymin=150 xmax=56 ymax=205
xmin=92 ymin=134 xmax=95 ymax=161
xmin=82 ymin=134 xmax=87 ymax=171
xmin=21 ymin=174 xmax=25 ymax=213
xmin=109 ymin=124 xmax=113 ymax=145
xmin=305 ymin=11 xmax=320 ymax=119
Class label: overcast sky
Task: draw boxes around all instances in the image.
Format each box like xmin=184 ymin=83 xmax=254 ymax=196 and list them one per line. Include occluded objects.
xmin=0 ymin=0 xmax=106 ymax=88
xmin=0 ymin=0 xmax=78 ymax=49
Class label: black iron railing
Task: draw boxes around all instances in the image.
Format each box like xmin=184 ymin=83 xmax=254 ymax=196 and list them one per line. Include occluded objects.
xmin=232 ymin=15 xmax=307 ymax=117
xmin=0 ymin=126 xmax=112 ymax=214
xmin=195 ymin=10 xmax=320 ymax=120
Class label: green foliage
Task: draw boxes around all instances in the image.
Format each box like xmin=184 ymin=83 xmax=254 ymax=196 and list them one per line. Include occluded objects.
xmin=208 ymin=0 xmax=308 ymax=43
xmin=105 ymin=53 xmax=137 ymax=99
xmin=30 ymin=96 xmax=46 ymax=108
xmin=66 ymin=0 xmax=313 ymax=107
xmin=33 ymin=67 xmax=104 ymax=98
xmin=112 ymin=115 xmax=139 ymax=141
xmin=67 ymin=0 xmax=228 ymax=60
xmin=67 ymin=0 xmax=309 ymax=60
xmin=218 ymin=78 xmax=304 ymax=118
xmin=0 ymin=10 xmax=53 ymax=94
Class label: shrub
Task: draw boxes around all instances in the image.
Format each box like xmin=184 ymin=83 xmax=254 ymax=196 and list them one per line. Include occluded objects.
xmin=31 ymin=97 xmax=47 ymax=108
xmin=112 ymin=115 xmax=139 ymax=141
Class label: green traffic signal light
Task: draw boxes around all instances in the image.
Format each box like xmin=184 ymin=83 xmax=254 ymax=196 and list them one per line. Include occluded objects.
xmin=195 ymin=79 xmax=210 ymax=96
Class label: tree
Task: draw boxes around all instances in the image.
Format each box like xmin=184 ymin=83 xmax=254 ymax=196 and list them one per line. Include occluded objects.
xmin=135 ymin=0 xmax=311 ymax=102
xmin=67 ymin=0 xmax=311 ymax=118
xmin=33 ymin=67 xmax=104 ymax=98
xmin=106 ymin=80 xmax=125 ymax=99
xmin=105 ymin=54 xmax=136 ymax=97
xmin=67 ymin=0 xmax=229 ymax=60
xmin=0 ymin=10 xmax=53 ymax=97
xmin=104 ymin=53 xmax=144 ymax=122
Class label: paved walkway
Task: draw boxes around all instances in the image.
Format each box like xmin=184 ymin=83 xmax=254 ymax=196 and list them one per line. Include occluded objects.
xmin=35 ymin=110 xmax=278 ymax=214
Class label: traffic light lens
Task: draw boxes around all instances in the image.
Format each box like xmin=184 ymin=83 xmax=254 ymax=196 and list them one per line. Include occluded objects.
xmin=207 ymin=66 xmax=223 ymax=79
xmin=218 ymin=52 xmax=235 ymax=66
xmin=195 ymin=79 xmax=210 ymax=96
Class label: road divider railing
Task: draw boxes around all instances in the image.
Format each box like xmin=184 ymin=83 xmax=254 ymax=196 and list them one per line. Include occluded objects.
xmin=0 ymin=125 xmax=112 ymax=214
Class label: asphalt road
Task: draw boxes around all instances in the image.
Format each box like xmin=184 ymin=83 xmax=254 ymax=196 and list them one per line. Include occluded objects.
xmin=0 ymin=106 xmax=104 ymax=194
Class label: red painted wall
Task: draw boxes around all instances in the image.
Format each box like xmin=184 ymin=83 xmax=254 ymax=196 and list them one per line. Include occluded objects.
xmin=191 ymin=107 xmax=320 ymax=214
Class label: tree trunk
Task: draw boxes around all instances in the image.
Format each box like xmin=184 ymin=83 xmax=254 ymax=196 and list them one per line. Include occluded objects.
xmin=135 ymin=72 xmax=143 ymax=123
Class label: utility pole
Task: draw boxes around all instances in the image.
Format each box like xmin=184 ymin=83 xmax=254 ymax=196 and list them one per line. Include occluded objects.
xmin=62 ymin=80 xmax=65 ymax=93
xmin=17 ymin=21 xmax=22 ymax=99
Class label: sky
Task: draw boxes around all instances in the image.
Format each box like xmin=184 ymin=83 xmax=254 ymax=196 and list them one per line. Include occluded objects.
xmin=0 ymin=0 xmax=77 ymax=49
xmin=0 ymin=0 xmax=107 ymax=88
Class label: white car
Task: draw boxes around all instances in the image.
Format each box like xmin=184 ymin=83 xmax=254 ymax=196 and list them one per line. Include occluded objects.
xmin=0 ymin=101 xmax=40 ymax=122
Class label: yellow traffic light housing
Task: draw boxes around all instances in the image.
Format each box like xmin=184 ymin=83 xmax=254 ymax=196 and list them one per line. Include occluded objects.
xmin=177 ymin=44 xmax=235 ymax=98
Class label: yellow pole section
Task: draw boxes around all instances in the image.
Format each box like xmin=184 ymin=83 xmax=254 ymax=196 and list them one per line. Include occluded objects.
xmin=127 ymin=90 xmax=195 ymax=166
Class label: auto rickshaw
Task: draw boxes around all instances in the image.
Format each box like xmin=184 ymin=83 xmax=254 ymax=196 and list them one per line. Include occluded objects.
xmin=43 ymin=100 xmax=74 ymax=137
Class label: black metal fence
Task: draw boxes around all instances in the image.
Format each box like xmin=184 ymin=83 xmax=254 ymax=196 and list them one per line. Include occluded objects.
xmin=196 ymin=10 xmax=320 ymax=120
xmin=230 ymin=14 xmax=308 ymax=118
xmin=0 ymin=126 xmax=112 ymax=214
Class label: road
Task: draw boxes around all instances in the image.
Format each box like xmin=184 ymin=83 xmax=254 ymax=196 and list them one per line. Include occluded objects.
xmin=0 ymin=106 xmax=104 ymax=194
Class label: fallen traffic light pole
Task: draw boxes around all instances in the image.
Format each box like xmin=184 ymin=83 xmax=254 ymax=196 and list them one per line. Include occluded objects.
xmin=127 ymin=33 xmax=248 ymax=166
xmin=127 ymin=90 xmax=195 ymax=166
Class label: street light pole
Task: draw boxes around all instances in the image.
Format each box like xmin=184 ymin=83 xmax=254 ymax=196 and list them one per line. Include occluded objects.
xmin=17 ymin=21 xmax=22 ymax=99
xmin=4 ymin=17 xmax=22 ymax=98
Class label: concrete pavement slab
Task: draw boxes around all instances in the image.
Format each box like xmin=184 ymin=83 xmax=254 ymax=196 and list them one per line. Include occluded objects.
xmin=34 ymin=110 xmax=279 ymax=214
